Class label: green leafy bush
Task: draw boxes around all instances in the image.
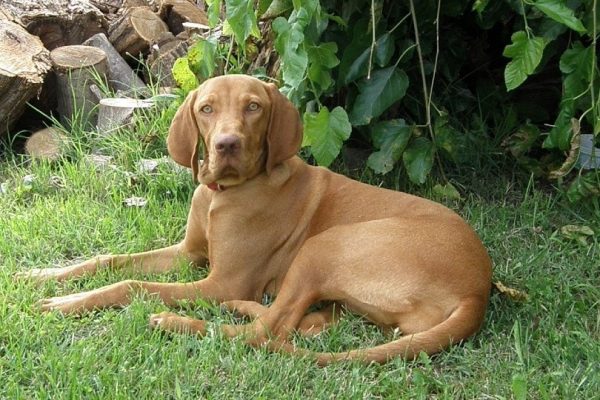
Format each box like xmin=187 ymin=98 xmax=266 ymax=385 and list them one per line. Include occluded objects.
xmin=172 ymin=0 xmax=599 ymax=200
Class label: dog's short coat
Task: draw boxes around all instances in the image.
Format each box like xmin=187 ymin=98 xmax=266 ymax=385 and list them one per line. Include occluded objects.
xmin=20 ymin=75 xmax=492 ymax=365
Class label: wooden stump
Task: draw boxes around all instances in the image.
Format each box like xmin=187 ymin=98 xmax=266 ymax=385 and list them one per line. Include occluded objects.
xmin=0 ymin=0 xmax=107 ymax=50
xmin=159 ymin=0 xmax=208 ymax=36
xmin=97 ymin=97 xmax=153 ymax=134
xmin=108 ymin=6 xmax=169 ymax=59
xmin=0 ymin=21 xmax=52 ymax=138
xmin=50 ymin=45 xmax=108 ymax=127
xmin=25 ymin=127 xmax=69 ymax=160
xmin=147 ymin=33 xmax=189 ymax=87
xmin=83 ymin=33 xmax=147 ymax=94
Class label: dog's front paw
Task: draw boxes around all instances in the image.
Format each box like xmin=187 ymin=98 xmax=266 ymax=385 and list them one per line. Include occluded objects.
xmin=149 ymin=312 xmax=206 ymax=335
xmin=36 ymin=292 xmax=94 ymax=314
xmin=15 ymin=267 xmax=71 ymax=283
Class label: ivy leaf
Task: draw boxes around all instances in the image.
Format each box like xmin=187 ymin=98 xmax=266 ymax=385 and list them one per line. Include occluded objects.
xmin=402 ymin=137 xmax=435 ymax=184
xmin=366 ymin=119 xmax=411 ymax=174
xmin=225 ymin=0 xmax=260 ymax=46
xmin=533 ymin=0 xmax=586 ymax=34
xmin=374 ymin=33 xmax=395 ymax=67
xmin=341 ymin=33 xmax=396 ymax=84
xmin=303 ymin=106 xmax=352 ymax=167
xmin=273 ymin=17 xmax=308 ymax=90
xmin=171 ymin=58 xmax=199 ymax=92
xmin=262 ymin=0 xmax=293 ymax=19
xmin=503 ymin=31 xmax=547 ymax=91
xmin=350 ymin=67 xmax=409 ymax=126
xmin=566 ymin=171 xmax=600 ymax=202
xmin=205 ymin=0 xmax=221 ymax=28
xmin=432 ymin=183 xmax=462 ymax=201
xmin=307 ymin=42 xmax=339 ymax=91
xmin=544 ymin=43 xmax=593 ymax=150
xmin=187 ymin=37 xmax=218 ymax=80
xmin=549 ymin=119 xmax=580 ymax=179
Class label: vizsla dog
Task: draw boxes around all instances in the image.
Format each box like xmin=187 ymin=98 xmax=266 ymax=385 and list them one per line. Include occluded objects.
xmin=21 ymin=75 xmax=492 ymax=365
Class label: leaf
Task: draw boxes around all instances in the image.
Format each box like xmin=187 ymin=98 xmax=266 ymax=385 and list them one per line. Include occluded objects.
xmin=273 ymin=17 xmax=308 ymax=90
xmin=187 ymin=37 xmax=218 ymax=80
xmin=402 ymin=137 xmax=435 ymax=184
xmin=205 ymin=0 xmax=221 ymax=27
xmin=560 ymin=224 xmax=595 ymax=245
xmin=566 ymin=171 xmax=600 ymax=202
xmin=502 ymin=124 xmax=541 ymax=158
xmin=503 ymin=31 xmax=547 ymax=91
xmin=172 ymin=58 xmax=199 ymax=92
xmin=545 ymin=44 xmax=593 ymax=150
xmin=124 ymin=196 xmax=148 ymax=207
xmin=341 ymin=33 xmax=396 ymax=84
xmin=432 ymin=183 xmax=462 ymax=201
xmin=533 ymin=0 xmax=586 ymax=34
xmin=374 ymin=33 xmax=395 ymax=67
xmin=307 ymin=42 xmax=339 ymax=91
xmin=434 ymin=115 xmax=468 ymax=163
xmin=262 ymin=0 xmax=293 ymax=19
xmin=303 ymin=106 xmax=352 ymax=166
xmin=366 ymin=119 xmax=411 ymax=174
xmin=493 ymin=281 xmax=529 ymax=301
xmin=349 ymin=67 xmax=409 ymax=126
xmin=225 ymin=0 xmax=260 ymax=46
xmin=472 ymin=0 xmax=490 ymax=13
xmin=0 ymin=181 xmax=9 ymax=195
xmin=548 ymin=119 xmax=580 ymax=179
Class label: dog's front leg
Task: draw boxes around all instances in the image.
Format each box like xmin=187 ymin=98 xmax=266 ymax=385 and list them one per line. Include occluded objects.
xmin=38 ymin=277 xmax=227 ymax=315
xmin=16 ymin=243 xmax=205 ymax=283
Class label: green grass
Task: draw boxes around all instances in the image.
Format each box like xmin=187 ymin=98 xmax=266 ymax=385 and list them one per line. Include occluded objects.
xmin=1 ymin=109 xmax=598 ymax=399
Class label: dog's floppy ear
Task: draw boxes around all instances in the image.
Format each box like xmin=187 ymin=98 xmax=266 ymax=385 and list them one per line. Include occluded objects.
xmin=167 ymin=90 xmax=200 ymax=181
xmin=265 ymin=83 xmax=303 ymax=175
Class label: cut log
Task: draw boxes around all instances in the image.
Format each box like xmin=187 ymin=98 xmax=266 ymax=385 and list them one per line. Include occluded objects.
xmin=83 ymin=33 xmax=147 ymax=94
xmin=0 ymin=21 xmax=52 ymax=138
xmin=24 ymin=127 xmax=69 ymax=160
xmin=147 ymin=33 xmax=189 ymax=87
xmin=0 ymin=0 xmax=107 ymax=50
xmin=90 ymin=0 xmax=123 ymax=14
xmin=108 ymin=6 xmax=169 ymax=60
xmin=96 ymin=97 xmax=153 ymax=134
xmin=123 ymin=0 xmax=159 ymax=12
xmin=50 ymin=45 xmax=108 ymax=127
xmin=159 ymin=0 xmax=209 ymax=36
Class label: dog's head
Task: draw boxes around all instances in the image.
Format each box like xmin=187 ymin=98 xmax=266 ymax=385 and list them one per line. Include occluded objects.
xmin=167 ymin=75 xmax=302 ymax=188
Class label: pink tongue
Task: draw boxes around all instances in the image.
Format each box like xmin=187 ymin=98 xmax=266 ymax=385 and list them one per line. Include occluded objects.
xmin=206 ymin=182 xmax=223 ymax=191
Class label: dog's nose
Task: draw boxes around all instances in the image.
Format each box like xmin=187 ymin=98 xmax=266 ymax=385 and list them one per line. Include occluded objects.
xmin=214 ymin=134 xmax=241 ymax=154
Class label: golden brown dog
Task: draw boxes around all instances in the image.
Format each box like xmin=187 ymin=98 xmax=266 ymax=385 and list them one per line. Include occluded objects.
xmin=20 ymin=75 xmax=492 ymax=365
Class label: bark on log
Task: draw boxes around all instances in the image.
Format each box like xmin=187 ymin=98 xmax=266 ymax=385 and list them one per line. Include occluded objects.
xmin=83 ymin=33 xmax=147 ymax=94
xmin=159 ymin=0 xmax=208 ymax=36
xmin=0 ymin=21 xmax=52 ymax=137
xmin=97 ymin=97 xmax=153 ymax=134
xmin=123 ymin=0 xmax=159 ymax=12
xmin=146 ymin=33 xmax=189 ymax=87
xmin=50 ymin=45 xmax=108 ymax=127
xmin=108 ymin=6 xmax=168 ymax=60
xmin=0 ymin=0 xmax=107 ymax=50
xmin=90 ymin=0 xmax=123 ymax=14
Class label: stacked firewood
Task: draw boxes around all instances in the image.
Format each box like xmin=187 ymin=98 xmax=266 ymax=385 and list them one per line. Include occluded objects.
xmin=0 ymin=0 xmax=209 ymax=144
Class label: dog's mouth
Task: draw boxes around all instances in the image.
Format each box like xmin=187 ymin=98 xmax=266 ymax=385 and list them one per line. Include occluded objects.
xmin=199 ymin=160 xmax=245 ymax=188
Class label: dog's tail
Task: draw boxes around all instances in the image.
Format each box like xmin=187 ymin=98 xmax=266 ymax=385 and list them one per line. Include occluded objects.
xmin=272 ymin=297 xmax=487 ymax=366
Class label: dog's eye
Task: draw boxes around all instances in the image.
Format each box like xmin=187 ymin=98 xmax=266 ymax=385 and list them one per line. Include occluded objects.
xmin=201 ymin=105 xmax=213 ymax=113
xmin=247 ymin=102 xmax=260 ymax=111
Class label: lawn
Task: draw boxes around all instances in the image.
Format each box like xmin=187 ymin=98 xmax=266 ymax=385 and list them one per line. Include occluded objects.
xmin=0 ymin=112 xmax=598 ymax=399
